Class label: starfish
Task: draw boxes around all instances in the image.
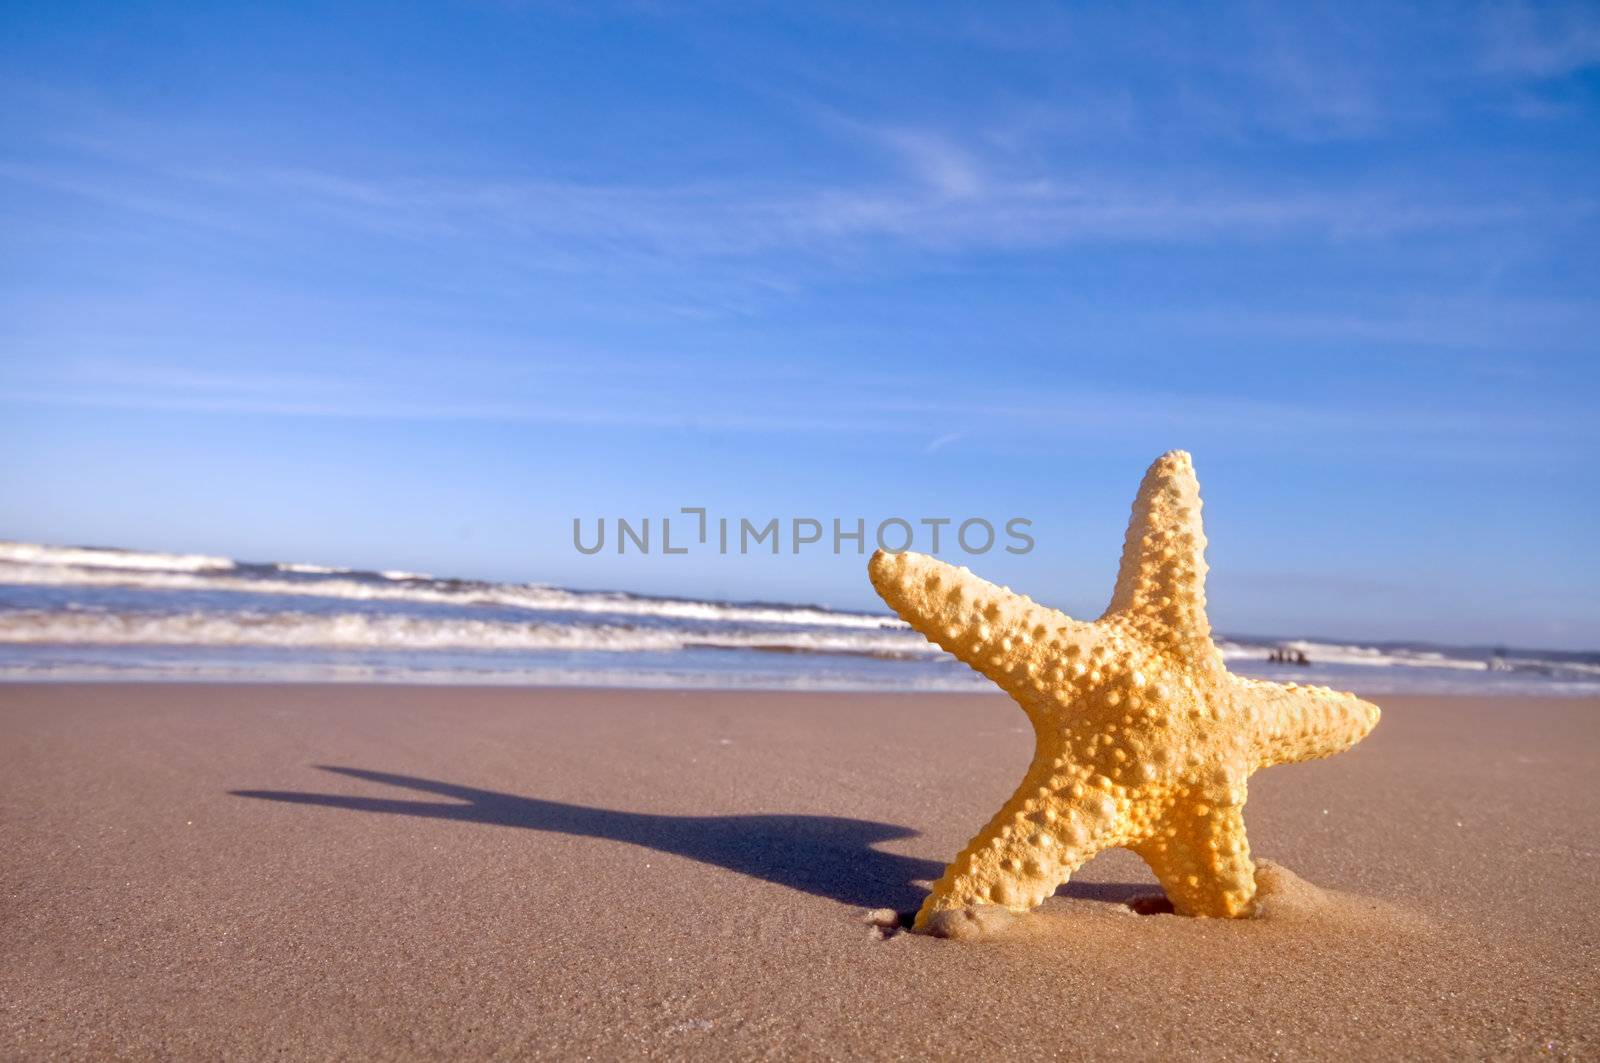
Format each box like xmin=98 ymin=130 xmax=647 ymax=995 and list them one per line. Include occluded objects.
xmin=869 ymin=451 xmax=1379 ymax=928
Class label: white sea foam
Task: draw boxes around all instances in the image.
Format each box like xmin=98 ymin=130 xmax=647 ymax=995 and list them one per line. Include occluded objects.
xmin=0 ymin=559 xmax=907 ymax=630
xmin=1217 ymin=639 xmax=1488 ymax=672
xmin=0 ymin=655 xmax=991 ymax=691
xmin=0 ymin=609 xmax=938 ymax=656
xmin=0 ymin=541 xmax=235 ymax=573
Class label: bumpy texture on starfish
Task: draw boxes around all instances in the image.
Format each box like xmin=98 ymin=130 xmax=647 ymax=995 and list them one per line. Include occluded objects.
xmin=869 ymin=451 xmax=1380 ymax=928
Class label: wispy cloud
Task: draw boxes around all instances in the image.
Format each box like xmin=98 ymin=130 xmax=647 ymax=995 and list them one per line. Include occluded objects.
xmin=1171 ymin=294 xmax=1600 ymax=354
xmin=4 ymin=355 xmax=1587 ymax=462
xmin=1480 ymin=0 xmax=1600 ymax=77
xmin=869 ymin=128 xmax=986 ymax=198
xmin=3 ymin=148 xmax=1552 ymax=264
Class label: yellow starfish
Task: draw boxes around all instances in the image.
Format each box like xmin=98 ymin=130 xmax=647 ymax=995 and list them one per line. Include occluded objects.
xmin=869 ymin=450 xmax=1379 ymax=928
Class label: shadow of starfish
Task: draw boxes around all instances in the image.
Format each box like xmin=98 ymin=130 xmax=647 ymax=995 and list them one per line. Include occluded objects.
xmin=232 ymin=766 xmax=1163 ymax=914
xmin=232 ymin=766 xmax=947 ymax=911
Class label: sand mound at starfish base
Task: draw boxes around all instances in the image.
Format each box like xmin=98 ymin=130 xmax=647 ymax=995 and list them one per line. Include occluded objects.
xmin=917 ymin=860 xmax=1351 ymax=940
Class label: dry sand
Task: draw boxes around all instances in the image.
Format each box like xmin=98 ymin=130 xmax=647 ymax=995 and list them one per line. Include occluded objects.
xmin=2 ymin=684 xmax=1596 ymax=1059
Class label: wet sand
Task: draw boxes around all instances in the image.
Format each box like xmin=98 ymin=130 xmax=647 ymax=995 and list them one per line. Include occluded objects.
xmin=2 ymin=684 xmax=1596 ymax=1059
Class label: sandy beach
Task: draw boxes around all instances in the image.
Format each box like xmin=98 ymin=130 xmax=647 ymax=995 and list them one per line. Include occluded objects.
xmin=2 ymin=684 xmax=1596 ymax=1059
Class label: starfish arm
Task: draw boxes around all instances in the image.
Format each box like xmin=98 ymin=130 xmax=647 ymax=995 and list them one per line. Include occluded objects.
xmin=1104 ymin=450 xmax=1213 ymax=653
xmin=912 ymin=753 xmax=1126 ymax=929
xmin=1232 ymin=677 xmax=1381 ymax=769
xmin=1133 ymin=787 xmax=1257 ymax=917
xmin=868 ymin=549 xmax=1101 ymax=723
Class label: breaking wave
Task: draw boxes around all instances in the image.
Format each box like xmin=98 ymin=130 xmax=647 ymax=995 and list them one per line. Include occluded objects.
xmin=0 ymin=541 xmax=236 ymax=573
xmin=1 ymin=539 xmax=1595 ymax=692
xmin=0 ymin=546 xmax=904 ymax=631
xmin=0 ymin=608 xmax=936 ymax=657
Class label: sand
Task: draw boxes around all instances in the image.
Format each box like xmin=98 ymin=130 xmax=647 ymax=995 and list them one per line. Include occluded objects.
xmin=2 ymin=685 xmax=1596 ymax=1059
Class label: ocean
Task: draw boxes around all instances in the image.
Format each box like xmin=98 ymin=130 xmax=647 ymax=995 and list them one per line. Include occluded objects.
xmin=1 ymin=540 xmax=1595 ymax=696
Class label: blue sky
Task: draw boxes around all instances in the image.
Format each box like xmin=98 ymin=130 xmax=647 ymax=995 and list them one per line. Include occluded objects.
xmin=2 ymin=1 xmax=1597 ymax=648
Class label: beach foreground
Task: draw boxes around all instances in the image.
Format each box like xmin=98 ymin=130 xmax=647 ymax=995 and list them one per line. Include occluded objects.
xmin=3 ymin=685 xmax=1596 ymax=1059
